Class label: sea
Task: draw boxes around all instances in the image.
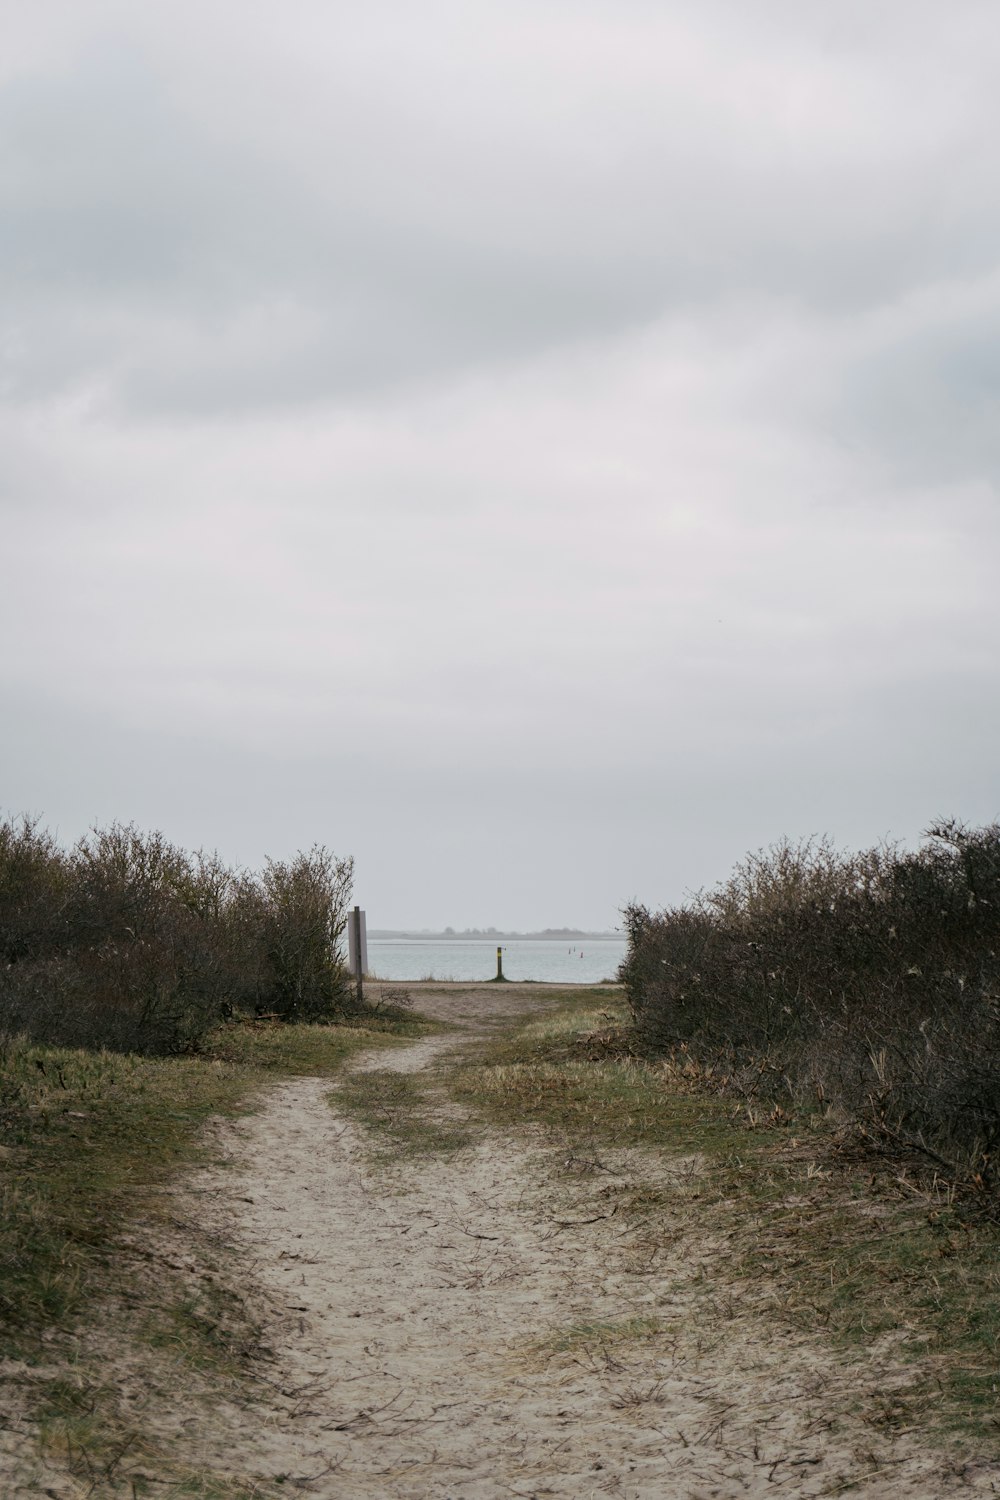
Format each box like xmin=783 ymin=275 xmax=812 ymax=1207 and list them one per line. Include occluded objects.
xmin=366 ymin=937 xmax=626 ymax=985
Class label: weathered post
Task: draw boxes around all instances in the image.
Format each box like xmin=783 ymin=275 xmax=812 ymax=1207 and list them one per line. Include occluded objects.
xmin=351 ymin=905 xmax=364 ymax=1005
xmin=495 ymin=944 xmax=504 ymax=982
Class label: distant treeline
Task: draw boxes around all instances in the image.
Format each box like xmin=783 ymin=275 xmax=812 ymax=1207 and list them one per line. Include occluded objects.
xmin=0 ymin=814 xmax=356 ymax=1054
xmin=370 ymin=927 xmax=620 ymax=940
xmin=621 ymin=821 xmax=1000 ymax=1192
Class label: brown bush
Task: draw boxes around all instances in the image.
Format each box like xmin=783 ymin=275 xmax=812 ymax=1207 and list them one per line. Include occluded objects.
xmin=621 ymin=822 xmax=1000 ymax=1188
xmin=0 ymin=814 xmax=355 ymax=1053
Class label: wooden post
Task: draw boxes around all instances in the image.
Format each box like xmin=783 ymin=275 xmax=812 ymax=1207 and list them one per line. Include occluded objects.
xmin=353 ymin=905 xmax=364 ymax=1005
xmin=495 ymin=944 xmax=504 ymax=981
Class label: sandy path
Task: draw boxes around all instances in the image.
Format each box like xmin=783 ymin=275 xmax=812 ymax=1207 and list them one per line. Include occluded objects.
xmin=150 ymin=984 xmax=994 ymax=1500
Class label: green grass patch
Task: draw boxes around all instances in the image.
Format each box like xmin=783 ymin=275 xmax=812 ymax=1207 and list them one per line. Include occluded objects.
xmin=205 ymin=1007 xmax=433 ymax=1071
xmin=335 ymin=1067 xmax=473 ymax=1158
xmin=448 ymin=995 xmax=734 ymax=1155
xmin=536 ymin=1314 xmax=667 ymax=1355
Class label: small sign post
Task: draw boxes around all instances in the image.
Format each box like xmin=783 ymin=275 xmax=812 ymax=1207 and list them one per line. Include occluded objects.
xmin=348 ymin=906 xmax=367 ymax=1005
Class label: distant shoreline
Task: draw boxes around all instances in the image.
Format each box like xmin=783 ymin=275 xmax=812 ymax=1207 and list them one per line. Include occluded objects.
xmin=368 ymin=929 xmax=621 ymax=941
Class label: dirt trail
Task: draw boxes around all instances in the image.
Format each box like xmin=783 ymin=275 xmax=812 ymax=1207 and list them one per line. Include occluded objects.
xmin=139 ymin=984 xmax=990 ymax=1500
xmin=9 ymin=986 xmax=992 ymax=1498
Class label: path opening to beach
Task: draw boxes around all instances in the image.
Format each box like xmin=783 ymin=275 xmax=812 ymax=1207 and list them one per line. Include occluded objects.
xmin=6 ymin=983 xmax=993 ymax=1498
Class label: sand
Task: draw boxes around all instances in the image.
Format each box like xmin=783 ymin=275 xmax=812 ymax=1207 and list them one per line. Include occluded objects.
xmin=4 ymin=984 xmax=997 ymax=1497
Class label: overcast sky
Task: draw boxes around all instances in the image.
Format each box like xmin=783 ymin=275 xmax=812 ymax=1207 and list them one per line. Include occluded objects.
xmin=3 ymin=1 xmax=999 ymax=929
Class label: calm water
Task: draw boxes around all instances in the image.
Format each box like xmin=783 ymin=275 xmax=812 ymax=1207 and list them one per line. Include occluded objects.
xmin=367 ymin=938 xmax=626 ymax=985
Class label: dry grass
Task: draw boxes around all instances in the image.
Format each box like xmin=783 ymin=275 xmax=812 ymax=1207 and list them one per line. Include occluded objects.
xmin=0 ymin=1019 xmax=417 ymax=1347
xmin=444 ymin=991 xmax=1000 ymax=1445
xmin=0 ymin=1010 xmax=427 ymax=1496
xmin=533 ymin=1313 xmax=667 ymax=1356
xmin=449 ymin=997 xmax=736 ymax=1156
xmin=334 ymin=1066 xmax=475 ymax=1158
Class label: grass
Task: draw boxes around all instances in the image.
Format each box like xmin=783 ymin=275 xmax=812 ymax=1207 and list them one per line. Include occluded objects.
xmin=444 ymin=989 xmax=1000 ymax=1444
xmin=0 ymin=1006 xmax=427 ymax=1495
xmin=449 ymin=991 xmax=734 ymax=1154
xmin=330 ymin=987 xmax=624 ymax=1161
xmin=727 ymin=1173 xmax=1000 ymax=1434
xmin=334 ymin=1066 xmax=474 ymax=1159
xmin=33 ymin=1372 xmax=268 ymax=1500
xmin=0 ymin=1016 xmax=417 ymax=1347
xmin=10 ymin=980 xmax=1000 ymax=1480
xmin=535 ymin=1314 xmax=667 ymax=1355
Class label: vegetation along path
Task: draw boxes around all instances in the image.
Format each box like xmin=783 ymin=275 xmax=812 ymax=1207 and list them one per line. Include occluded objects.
xmin=9 ymin=984 xmax=1000 ymax=1498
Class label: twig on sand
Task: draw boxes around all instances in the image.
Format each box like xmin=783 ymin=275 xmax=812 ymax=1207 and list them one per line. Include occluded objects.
xmin=282 ymin=1458 xmax=344 ymax=1488
xmin=550 ymin=1206 xmax=619 ymax=1229
xmin=323 ymin=1387 xmax=413 ymax=1433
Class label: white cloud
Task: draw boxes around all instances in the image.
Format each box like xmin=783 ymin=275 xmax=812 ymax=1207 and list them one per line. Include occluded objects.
xmin=2 ymin=1 xmax=999 ymax=925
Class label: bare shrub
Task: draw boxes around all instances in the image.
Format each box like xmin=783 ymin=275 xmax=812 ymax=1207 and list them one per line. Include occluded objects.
xmin=0 ymin=814 xmax=355 ymax=1053
xmin=622 ymin=822 xmax=1000 ymax=1189
xmin=256 ymin=847 xmax=355 ymax=1020
xmin=377 ymin=984 xmax=414 ymax=1010
xmin=0 ymin=814 xmax=71 ymax=963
